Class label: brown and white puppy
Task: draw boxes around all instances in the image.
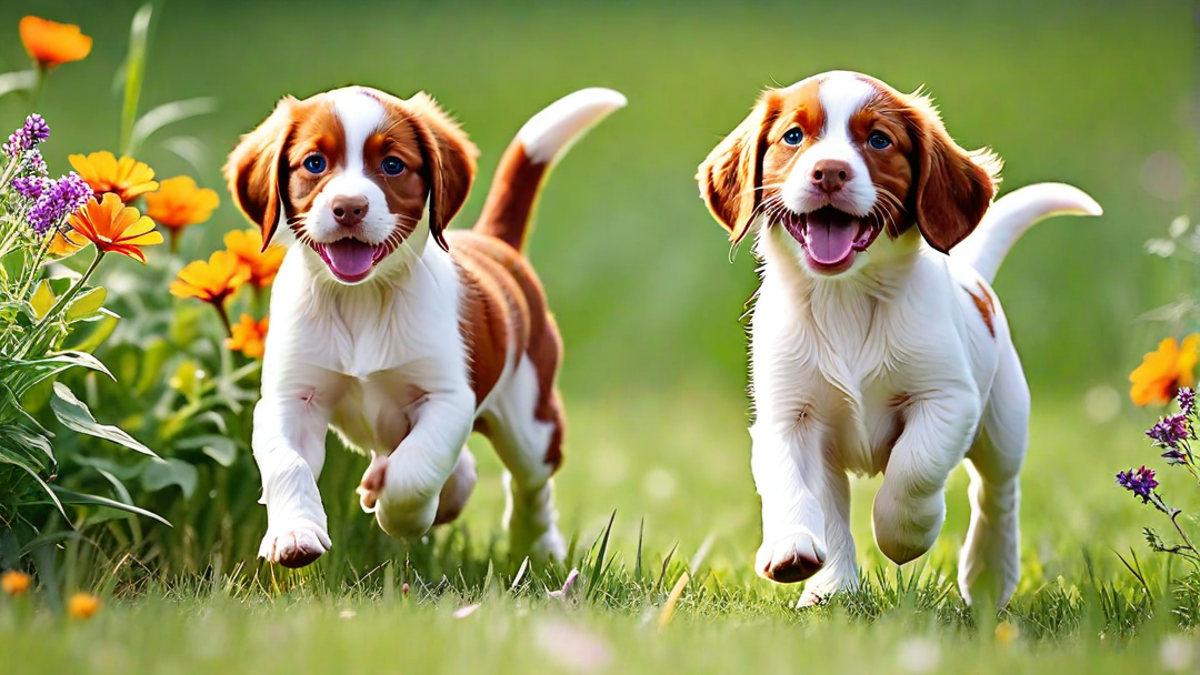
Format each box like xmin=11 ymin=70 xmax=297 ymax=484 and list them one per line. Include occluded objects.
xmin=696 ymin=71 xmax=1100 ymax=607
xmin=226 ymin=86 xmax=625 ymax=567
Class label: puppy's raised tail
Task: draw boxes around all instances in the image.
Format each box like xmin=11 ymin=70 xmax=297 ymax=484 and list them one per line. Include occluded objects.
xmin=953 ymin=183 xmax=1103 ymax=284
xmin=473 ymin=87 xmax=626 ymax=253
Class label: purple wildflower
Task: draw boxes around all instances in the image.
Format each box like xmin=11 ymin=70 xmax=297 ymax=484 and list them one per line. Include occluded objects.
xmin=1162 ymin=449 xmax=1188 ymax=465
xmin=22 ymin=149 xmax=47 ymax=178
xmin=23 ymin=173 xmax=91 ymax=235
xmin=3 ymin=114 xmax=50 ymax=157
xmin=11 ymin=176 xmax=47 ymax=201
xmin=1179 ymin=387 xmax=1196 ymax=416
xmin=1148 ymin=413 xmax=1191 ymax=448
xmin=1117 ymin=465 xmax=1159 ymax=504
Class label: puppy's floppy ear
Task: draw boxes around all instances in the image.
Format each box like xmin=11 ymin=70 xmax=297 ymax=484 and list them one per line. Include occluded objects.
xmin=224 ymin=96 xmax=298 ymax=250
xmin=696 ymin=90 xmax=781 ymax=244
xmin=406 ymin=92 xmax=479 ymax=251
xmin=903 ymin=91 xmax=1002 ymax=253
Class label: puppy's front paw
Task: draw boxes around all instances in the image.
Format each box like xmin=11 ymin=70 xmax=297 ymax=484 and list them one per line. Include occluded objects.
xmin=756 ymin=531 xmax=826 ymax=584
xmin=357 ymin=452 xmax=389 ymax=513
xmin=259 ymin=520 xmax=331 ymax=568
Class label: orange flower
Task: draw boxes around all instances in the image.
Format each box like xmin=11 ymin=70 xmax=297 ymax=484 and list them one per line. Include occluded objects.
xmin=1 ymin=570 xmax=31 ymax=596
xmin=20 ymin=16 xmax=92 ymax=68
xmin=170 ymin=250 xmax=252 ymax=305
xmin=68 ymin=151 xmax=159 ymax=203
xmin=66 ymin=193 xmax=162 ymax=263
xmin=226 ymin=314 xmax=269 ymax=359
xmin=224 ymin=228 xmax=286 ymax=287
xmin=1130 ymin=335 xmax=1200 ymax=406
xmin=144 ymin=176 xmax=220 ymax=232
xmin=46 ymin=228 xmax=87 ymax=257
xmin=67 ymin=592 xmax=100 ymax=619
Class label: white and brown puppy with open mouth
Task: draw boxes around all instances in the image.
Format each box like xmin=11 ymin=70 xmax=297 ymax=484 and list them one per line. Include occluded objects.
xmin=226 ymin=85 xmax=625 ymax=568
xmin=696 ymin=71 xmax=1100 ymax=608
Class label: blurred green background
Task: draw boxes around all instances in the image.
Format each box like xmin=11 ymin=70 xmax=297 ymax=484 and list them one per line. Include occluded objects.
xmin=0 ymin=0 xmax=1191 ymax=577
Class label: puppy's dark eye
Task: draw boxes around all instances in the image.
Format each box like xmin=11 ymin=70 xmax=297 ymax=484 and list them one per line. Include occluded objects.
xmin=867 ymin=132 xmax=892 ymax=150
xmin=381 ymin=156 xmax=405 ymax=176
xmin=782 ymin=128 xmax=804 ymax=146
xmin=303 ymin=154 xmax=327 ymax=174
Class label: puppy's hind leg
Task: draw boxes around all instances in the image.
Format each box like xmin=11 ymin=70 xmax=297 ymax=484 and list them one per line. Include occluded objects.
xmin=481 ymin=356 xmax=567 ymax=563
xmin=959 ymin=346 xmax=1029 ymax=610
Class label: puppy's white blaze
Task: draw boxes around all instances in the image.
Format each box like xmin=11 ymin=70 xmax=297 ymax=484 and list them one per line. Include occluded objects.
xmin=516 ymin=87 xmax=627 ymax=164
xmin=782 ymin=73 xmax=877 ymax=217
xmin=306 ymin=90 xmax=393 ymax=245
xmin=953 ymin=182 xmax=1103 ymax=284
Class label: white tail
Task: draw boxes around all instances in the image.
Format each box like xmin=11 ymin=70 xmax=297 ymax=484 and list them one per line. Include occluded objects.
xmin=953 ymin=182 xmax=1103 ymax=283
xmin=516 ymin=87 xmax=627 ymax=165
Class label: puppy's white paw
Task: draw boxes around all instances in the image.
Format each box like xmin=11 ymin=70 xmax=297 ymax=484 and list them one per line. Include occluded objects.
xmin=528 ymin=526 xmax=567 ymax=563
xmin=756 ymin=530 xmax=826 ymax=584
xmin=796 ymin=565 xmax=859 ymax=608
xmin=357 ymin=451 xmax=389 ymax=513
xmin=259 ymin=519 xmax=331 ymax=568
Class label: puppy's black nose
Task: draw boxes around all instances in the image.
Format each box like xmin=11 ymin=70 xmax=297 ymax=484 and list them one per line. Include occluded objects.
xmin=331 ymin=194 xmax=369 ymax=227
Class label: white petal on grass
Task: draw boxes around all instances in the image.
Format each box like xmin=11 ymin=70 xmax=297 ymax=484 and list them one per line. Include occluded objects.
xmin=549 ymin=568 xmax=581 ymax=602
xmin=533 ymin=620 xmax=613 ymax=674
xmin=642 ymin=467 xmax=677 ymax=502
xmin=453 ymin=603 xmax=481 ymax=619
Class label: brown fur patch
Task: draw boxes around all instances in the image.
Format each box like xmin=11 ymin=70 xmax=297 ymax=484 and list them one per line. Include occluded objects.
xmin=964 ymin=281 xmax=997 ymax=337
xmin=449 ymin=230 xmax=565 ymax=470
xmin=475 ymin=144 xmax=549 ymax=252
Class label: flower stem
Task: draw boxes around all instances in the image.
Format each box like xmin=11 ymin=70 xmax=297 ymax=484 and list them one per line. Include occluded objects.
xmin=20 ymin=249 xmax=104 ymax=358
xmin=214 ymin=301 xmax=233 ymax=337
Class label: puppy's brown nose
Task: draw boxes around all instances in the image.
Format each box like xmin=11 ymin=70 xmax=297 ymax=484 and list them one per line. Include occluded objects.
xmin=811 ymin=160 xmax=853 ymax=194
xmin=331 ymin=195 xmax=369 ymax=227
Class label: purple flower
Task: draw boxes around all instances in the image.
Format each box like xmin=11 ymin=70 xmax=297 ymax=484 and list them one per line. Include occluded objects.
xmin=1117 ymin=465 xmax=1159 ymax=504
xmin=1179 ymin=387 xmax=1196 ymax=416
xmin=23 ymin=173 xmax=91 ymax=236
xmin=3 ymin=114 xmax=50 ymax=157
xmin=1162 ymin=449 xmax=1188 ymax=466
xmin=1147 ymin=413 xmax=1190 ymax=448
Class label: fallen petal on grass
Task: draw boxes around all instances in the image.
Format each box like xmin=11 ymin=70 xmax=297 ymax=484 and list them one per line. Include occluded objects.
xmin=453 ymin=602 xmax=481 ymax=619
xmin=549 ymin=568 xmax=581 ymax=602
xmin=1160 ymin=635 xmax=1194 ymax=672
xmin=897 ymin=637 xmax=941 ymax=674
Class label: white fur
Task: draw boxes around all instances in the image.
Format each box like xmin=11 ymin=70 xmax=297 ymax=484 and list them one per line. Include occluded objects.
xmin=746 ymin=78 xmax=1101 ymax=606
xmin=782 ymin=72 xmax=878 ymax=218
xmin=517 ymin=88 xmax=627 ymax=164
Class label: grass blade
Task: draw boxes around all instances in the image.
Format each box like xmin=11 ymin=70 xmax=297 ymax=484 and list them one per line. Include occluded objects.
xmin=584 ymin=510 xmax=616 ymax=601
xmin=118 ymin=3 xmax=155 ymax=155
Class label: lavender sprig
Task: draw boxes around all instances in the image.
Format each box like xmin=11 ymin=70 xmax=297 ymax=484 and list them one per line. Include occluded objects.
xmin=2 ymin=114 xmax=51 ymax=157
xmin=1117 ymin=465 xmax=1160 ymax=506
xmin=12 ymin=173 xmax=91 ymax=236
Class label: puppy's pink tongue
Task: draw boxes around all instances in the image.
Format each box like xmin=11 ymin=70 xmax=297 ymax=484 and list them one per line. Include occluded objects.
xmin=324 ymin=240 xmax=375 ymax=278
xmin=804 ymin=213 xmax=858 ymax=266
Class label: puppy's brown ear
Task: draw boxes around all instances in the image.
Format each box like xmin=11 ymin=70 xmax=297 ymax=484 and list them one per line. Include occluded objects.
xmin=696 ymin=91 xmax=780 ymax=244
xmin=224 ymin=96 xmax=298 ymax=249
xmin=904 ymin=91 xmax=1001 ymax=253
xmin=407 ymin=93 xmax=479 ymax=251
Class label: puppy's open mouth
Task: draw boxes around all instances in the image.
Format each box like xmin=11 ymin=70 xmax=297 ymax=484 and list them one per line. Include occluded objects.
xmin=782 ymin=206 xmax=883 ymax=274
xmin=312 ymin=238 xmax=390 ymax=283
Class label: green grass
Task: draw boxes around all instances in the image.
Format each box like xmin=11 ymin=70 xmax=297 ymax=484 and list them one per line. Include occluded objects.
xmin=0 ymin=0 xmax=1196 ymax=671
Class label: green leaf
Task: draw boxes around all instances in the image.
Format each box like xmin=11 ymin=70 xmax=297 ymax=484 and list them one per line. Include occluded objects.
xmin=0 ymin=70 xmax=36 ymax=99
xmin=51 ymin=486 xmax=172 ymax=527
xmin=63 ymin=310 xmax=120 ymax=354
xmin=175 ymin=434 xmax=239 ymax=466
xmin=65 ymin=286 xmax=107 ymax=322
xmin=118 ymin=3 xmax=155 ymax=155
xmin=0 ymin=455 xmax=68 ymax=523
xmin=30 ymin=280 xmax=55 ymax=320
xmin=140 ymin=457 xmax=197 ymax=499
xmin=50 ymin=382 xmax=158 ymax=457
xmin=129 ymin=98 xmax=218 ymax=156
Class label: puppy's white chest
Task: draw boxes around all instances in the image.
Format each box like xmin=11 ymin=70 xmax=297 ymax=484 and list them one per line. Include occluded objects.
xmin=331 ymin=371 xmax=430 ymax=455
